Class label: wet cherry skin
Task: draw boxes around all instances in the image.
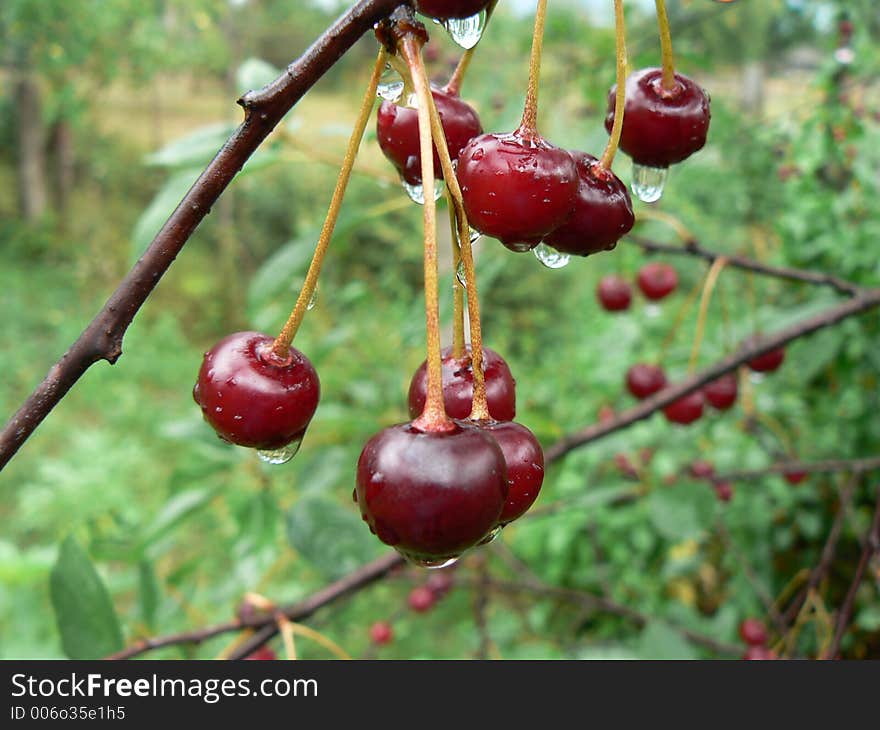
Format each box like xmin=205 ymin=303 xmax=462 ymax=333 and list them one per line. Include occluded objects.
xmin=605 ymin=67 xmax=711 ymax=168
xmin=596 ymin=275 xmax=633 ymax=312
xmin=704 ymin=373 xmax=738 ymax=410
xmin=369 ymin=621 xmax=394 ymax=645
xmin=480 ymin=420 xmax=545 ymax=525
xmin=739 ymin=618 xmax=769 ymax=647
xmin=415 ymin=0 xmax=492 ymax=19
xmin=663 ymin=390 xmax=705 ymax=425
xmin=457 ymin=129 xmax=578 ymax=251
xmin=544 ymin=152 xmax=634 ymax=257
xmin=355 ymin=421 xmax=507 ymax=564
xmin=747 ymin=345 xmax=786 ymax=373
xmin=626 ymin=363 xmax=668 ymax=400
xmin=637 ymin=262 xmax=679 ymax=301
xmin=377 ymin=87 xmax=482 ymax=186
xmin=408 ymin=345 xmax=516 ymax=421
xmin=193 ymin=331 xmax=320 ymax=450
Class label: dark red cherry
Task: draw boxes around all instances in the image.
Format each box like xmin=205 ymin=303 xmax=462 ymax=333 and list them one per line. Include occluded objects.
xmin=407 ymin=586 xmax=437 ymax=613
xmin=355 ymin=421 xmax=507 ymax=565
xmin=626 ymin=363 xmax=667 ymax=400
xmin=689 ymin=460 xmax=715 ymax=479
xmin=415 ymin=0 xmax=492 ymax=20
xmin=743 ymin=645 xmax=777 ymax=661
xmin=746 ymin=344 xmax=786 ymax=373
xmin=663 ymin=390 xmax=704 ymax=425
xmin=408 ymin=345 xmax=516 ymax=421
xmin=714 ymin=481 xmax=734 ymax=503
xmin=637 ymin=262 xmax=678 ymax=301
xmin=704 ymin=372 xmax=738 ymax=410
xmin=245 ymin=646 xmax=277 ymax=660
xmin=481 ymin=421 xmax=544 ymax=525
xmin=605 ymin=67 xmax=711 ymax=168
xmin=193 ymin=331 xmax=320 ymax=450
xmin=377 ymin=87 xmax=482 ymax=186
xmin=543 ymin=152 xmax=634 ymax=256
xmin=369 ymin=621 xmax=394 ymax=645
xmin=457 ymin=129 xmax=578 ymax=251
xmin=596 ymin=275 xmax=633 ymax=312
xmin=739 ymin=618 xmax=768 ymax=646
xmin=783 ymin=470 xmax=807 ymax=485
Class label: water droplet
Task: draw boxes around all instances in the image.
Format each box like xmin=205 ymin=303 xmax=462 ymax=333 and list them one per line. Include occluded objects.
xmin=403 ymin=178 xmax=445 ymax=205
xmin=477 ymin=526 xmax=503 ymax=546
xmin=456 ymin=260 xmax=467 ymax=288
xmin=533 ymin=243 xmax=570 ymax=269
xmin=749 ymin=372 xmax=766 ymax=385
xmin=444 ymin=10 xmax=487 ymax=50
xmin=377 ymin=64 xmax=403 ymax=102
xmin=469 ymin=228 xmax=481 ymax=245
xmin=505 ymin=240 xmax=536 ymax=253
xmin=399 ymin=551 xmax=460 ymax=570
xmin=644 ymin=303 xmax=661 ymax=318
xmin=256 ymin=437 xmax=303 ymax=465
xmin=631 ymin=163 xmax=669 ymax=203
xmin=307 ymin=288 xmax=318 ymax=311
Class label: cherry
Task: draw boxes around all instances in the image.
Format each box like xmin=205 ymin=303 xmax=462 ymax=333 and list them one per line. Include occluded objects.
xmin=704 ymin=372 xmax=738 ymax=410
xmin=604 ymin=67 xmax=711 ymax=168
xmin=457 ymin=129 xmax=578 ymax=251
xmin=408 ymin=586 xmax=437 ymax=613
xmin=415 ymin=1 xmax=492 ymax=20
xmin=193 ymin=331 xmax=320 ymax=450
xmin=543 ymin=152 xmax=634 ymax=257
xmin=738 ymin=618 xmax=768 ymax=646
xmin=596 ymin=275 xmax=633 ymax=312
xmin=689 ymin=460 xmax=715 ymax=479
xmin=245 ymin=646 xmax=277 ymax=660
xmin=355 ymin=421 xmax=507 ymax=566
xmin=369 ymin=621 xmax=394 ymax=645
xmin=637 ymin=262 xmax=678 ymax=301
xmin=714 ymin=481 xmax=734 ymax=503
xmin=425 ymin=570 xmax=455 ymax=598
xmin=783 ymin=470 xmax=808 ymax=485
xmin=743 ymin=645 xmax=777 ymax=661
xmin=614 ymin=453 xmax=639 ymax=480
xmin=626 ymin=363 xmax=667 ymax=400
xmin=663 ymin=390 xmax=704 ymax=425
xmin=746 ymin=344 xmax=786 ymax=373
xmin=377 ymin=87 xmax=482 ymax=186
xmin=480 ymin=420 xmax=544 ymax=525
xmin=408 ymin=345 xmax=516 ymax=422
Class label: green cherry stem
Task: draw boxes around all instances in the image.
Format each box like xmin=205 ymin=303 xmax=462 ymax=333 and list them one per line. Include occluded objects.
xmin=654 ymin=0 xmax=677 ymax=91
xmin=519 ymin=0 xmax=549 ymax=136
xmin=599 ymin=0 xmax=628 ymax=170
xmin=272 ymin=49 xmax=387 ymax=359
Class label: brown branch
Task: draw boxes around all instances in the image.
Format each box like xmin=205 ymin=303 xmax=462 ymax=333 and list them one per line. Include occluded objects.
xmin=823 ymin=483 xmax=880 ymax=659
xmin=0 ymin=0 xmax=406 ymax=472
xmin=107 ymin=552 xmax=404 ymax=660
xmin=712 ymin=457 xmax=880 ymax=484
xmin=544 ymin=288 xmax=880 ymax=463
xmin=629 ymin=236 xmax=863 ymax=297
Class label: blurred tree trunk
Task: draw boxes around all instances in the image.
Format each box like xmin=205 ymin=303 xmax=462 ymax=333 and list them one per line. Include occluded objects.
xmin=49 ymin=119 xmax=75 ymax=219
xmin=15 ymin=72 xmax=48 ymax=221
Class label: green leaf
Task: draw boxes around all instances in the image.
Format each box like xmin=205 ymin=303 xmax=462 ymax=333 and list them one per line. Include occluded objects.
xmin=246 ymin=232 xmax=318 ymax=318
xmin=137 ymin=559 xmax=160 ymax=630
xmin=648 ymin=482 xmax=716 ymax=541
xmin=144 ymin=122 xmax=237 ymax=168
xmin=792 ymin=327 xmax=845 ymax=383
xmin=130 ymin=167 xmax=202 ymax=261
xmin=286 ymin=496 xmax=380 ymax=579
xmin=637 ymin=621 xmax=698 ymax=660
xmin=49 ymin=537 xmax=124 ymax=659
xmin=140 ymin=487 xmax=219 ymax=550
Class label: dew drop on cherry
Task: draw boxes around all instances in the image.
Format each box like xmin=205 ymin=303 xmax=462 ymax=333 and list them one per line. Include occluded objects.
xmin=403 ymin=553 xmax=461 ymax=570
xmin=477 ymin=525 xmax=503 ymax=546
xmin=377 ymin=64 xmax=404 ymax=103
xmin=444 ymin=10 xmax=487 ymax=49
xmin=532 ymin=243 xmax=570 ymax=270
xmin=256 ymin=435 xmax=303 ymax=465
xmin=403 ymin=178 xmax=445 ymax=205
xmin=631 ymin=163 xmax=669 ymax=203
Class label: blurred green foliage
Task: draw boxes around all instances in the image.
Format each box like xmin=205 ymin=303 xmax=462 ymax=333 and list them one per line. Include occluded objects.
xmin=0 ymin=1 xmax=878 ymax=660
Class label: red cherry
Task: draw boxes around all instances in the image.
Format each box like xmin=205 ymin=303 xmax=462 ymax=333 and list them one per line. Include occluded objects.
xmin=245 ymin=646 xmax=277 ymax=660
xmin=457 ymin=129 xmax=578 ymax=251
xmin=407 ymin=586 xmax=437 ymax=613
xmin=355 ymin=421 xmax=507 ymax=566
xmin=605 ymin=67 xmax=711 ymax=168
xmin=369 ymin=621 xmax=394 ymax=645
xmin=743 ymin=645 xmax=777 ymax=661
xmin=415 ymin=0 xmax=492 ymax=20
xmin=714 ymin=481 xmax=734 ymax=502
xmin=746 ymin=344 xmax=786 ymax=373
xmin=543 ymin=152 xmax=634 ymax=257
xmin=663 ymin=390 xmax=704 ymax=425
xmin=739 ymin=618 xmax=768 ymax=646
xmin=377 ymin=87 xmax=482 ymax=186
xmin=704 ymin=373 xmax=738 ymax=410
xmin=626 ymin=363 xmax=667 ymax=400
xmin=480 ymin=421 xmax=544 ymax=525
xmin=637 ymin=262 xmax=678 ymax=301
xmin=425 ymin=570 xmax=455 ymax=598
xmin=614 ymin=453 xmax=639 ymax=480
xmin=596 ymin=275 xmax=633 ymax=312
xmin=783 ymin=470 xmax=808 ymax=485
xmin=408 ymin=345 xmax=516 ymax=422
xmin=689 ymin=460 xmax=715 ymax=479
xmin=193 ymin=331 xmax=320 ymax=450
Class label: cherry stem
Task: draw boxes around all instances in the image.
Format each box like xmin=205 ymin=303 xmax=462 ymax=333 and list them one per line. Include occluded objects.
xmin=448 ymin=193 xmax=467 ymax=359
xmin=658 ymin=274 xmax=703 ymax=362
xmin=444 ymin=0 xmax=499 ymax=95
xmin=687 ymin=257 xmax=727 ymax=374
xmin=272 ymin=49 xmax=387 ymax=358
xmin=654 ymin=0 xmax=676 ymax=91
xmin=635 ymin=209 xmax=696 ymax=244
xmin=599 ymin=0 xmax=628 ymax=170
xmin=401 ymin=38 xmax=455 ymax=433
xmin=519 ymin=0 xmax=549 ymax=135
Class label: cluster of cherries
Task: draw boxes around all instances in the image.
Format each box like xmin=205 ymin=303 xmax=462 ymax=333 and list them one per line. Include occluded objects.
xmin=369 ymin=569 xmax=457 ymax=647
xmin=738 ymin=618 xmax=777 ymax=661
xmin=596 ymin=262 xmax=679 ymax=311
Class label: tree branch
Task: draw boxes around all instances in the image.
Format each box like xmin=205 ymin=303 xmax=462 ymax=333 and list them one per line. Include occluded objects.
xmin=713 ymin=457 xmax=880 ymax=484
xmin=0 ymin=0 xmax=406 ymax=472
